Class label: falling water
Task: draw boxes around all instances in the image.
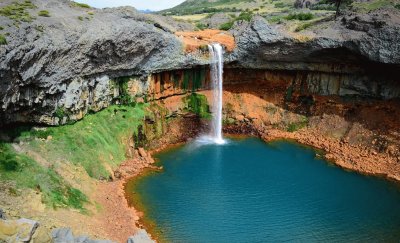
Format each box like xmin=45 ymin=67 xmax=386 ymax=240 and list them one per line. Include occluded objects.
xmin=208 ymin=43 xmax=225 ymax=144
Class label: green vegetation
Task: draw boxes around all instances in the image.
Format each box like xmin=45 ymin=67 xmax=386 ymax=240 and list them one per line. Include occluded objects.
xmin=115 ymin=76 xmax=137 ymax=106
xmin=274 ymin=2 xmax=286 ymax=8
xmin=9 ymin=104 xmax=147 ymax=179
xmin=54 ymin=107 xmax=68 ymax=119
xmin=183 ymin=93 xmax=211 ymax=118
xmin=351 ymin=0 xmax=394 ymax=11
xmin=236 ymin=11 xmax=253 ymax=21
xmin=78 ymin=16 xmax=84 ymax=21
xmin=287 ymin=117 xmax=309 ymax=132
xmin=196 ymin=22 xmax=207 ymax=30
xmin=38 ymin=10 xmax=50 ymax=17
xmin=285 ymin=12 xmax=314 ymax=21
xmin=0 ymin=0 xmax=37 ymax=23
xmin=396 ymin=4 xmax=400 ymax=9
xmin=219 ymin=10 xmax=253 ymax=30
xmin=160 ymin=0 xmax=273 ymax=15
xmin=0 ymin=26 xmax=3 ymax=30
xmin=0 ymin=142 xmax=87 ymax=210
xmin=72 ymin=2 xmax=91 ymax=8
xmin=220 ymin=21 xmax=234 ymax=30
xmin=180 ymin=69 xmax=206 ymax=91
xmin=0 ymin=35 xmax=7 ymax=45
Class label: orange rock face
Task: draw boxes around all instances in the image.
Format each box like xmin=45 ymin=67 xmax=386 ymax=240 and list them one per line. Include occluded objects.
xmin=175 ymin=29 xmax=235 ymax=52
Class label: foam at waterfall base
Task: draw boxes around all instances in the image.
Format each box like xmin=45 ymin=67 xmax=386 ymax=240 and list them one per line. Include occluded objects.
xmin=195 ymin=135 xmax=227 ymax=145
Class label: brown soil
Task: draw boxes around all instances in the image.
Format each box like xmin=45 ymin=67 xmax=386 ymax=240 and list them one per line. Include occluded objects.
xmin=175 ymin=29 xmax=235 ymax=52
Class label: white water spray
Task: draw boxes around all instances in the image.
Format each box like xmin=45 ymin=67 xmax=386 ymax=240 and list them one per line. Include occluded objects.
xmin=208 ymin=43 xmax=225 ymax=144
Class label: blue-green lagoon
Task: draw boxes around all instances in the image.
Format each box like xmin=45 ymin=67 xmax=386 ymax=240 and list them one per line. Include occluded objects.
xmin=126 ymin=137 xmax=400 ymax=242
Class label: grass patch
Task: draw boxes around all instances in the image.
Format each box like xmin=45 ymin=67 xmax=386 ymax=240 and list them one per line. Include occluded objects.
xmin=0 ymin=142 xmax=88 ymax=210
xmin=0 ymin=0 xmax=37 ymax=23
xmin=183 ymin=93 xmax=211 ymax=118
xmin=351 ymin=0 xmax=393 ymax=11
xmin=0 ymin=35 xmax=7 ymax=45
xmin=295 ymin=22 xmax=313 ymax=31
xmin=38 ymin=10 xmax=50 ymax=17
xmin=72 ymin=2 xmax=91 ymax=8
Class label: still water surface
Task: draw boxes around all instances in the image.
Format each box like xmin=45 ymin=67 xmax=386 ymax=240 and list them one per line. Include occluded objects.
xmin=129 ymin=137 xmax=400 ymax=242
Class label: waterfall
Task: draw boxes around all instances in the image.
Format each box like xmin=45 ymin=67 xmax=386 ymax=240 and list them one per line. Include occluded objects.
xmin=208 ymin=43 xmax=225 ymax=145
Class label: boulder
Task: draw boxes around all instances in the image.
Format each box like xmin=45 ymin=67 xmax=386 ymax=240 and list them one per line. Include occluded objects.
xmin=0 ymin=218 xmax=39 ymax=242
xmin=127 ymin=229 xmax=154 ymax=243
xmin=0 ymin=209 xmax=5 ymax=220
xmin=52 ymin=228 xmax=114 ymax=243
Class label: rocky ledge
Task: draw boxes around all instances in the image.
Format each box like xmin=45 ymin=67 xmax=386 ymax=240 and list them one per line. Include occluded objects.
xmin=0 ymin=0 xmax=399 ymax=126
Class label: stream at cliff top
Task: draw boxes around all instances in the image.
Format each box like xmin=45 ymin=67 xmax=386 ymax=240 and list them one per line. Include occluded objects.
xmin=126 ymin=137 xmax=400 ymax=242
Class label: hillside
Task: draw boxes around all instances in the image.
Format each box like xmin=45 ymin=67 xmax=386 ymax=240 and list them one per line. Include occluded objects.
xmin=160 ymin=0 xmax=400 ymax=33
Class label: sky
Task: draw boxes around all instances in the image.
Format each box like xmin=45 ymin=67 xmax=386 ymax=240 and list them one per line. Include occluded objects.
xmin=74 ymin=0 xmax=186 ymax=11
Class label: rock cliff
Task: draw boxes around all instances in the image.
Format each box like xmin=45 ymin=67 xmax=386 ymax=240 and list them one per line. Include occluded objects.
xmin=0 ymin=0 xmax=399 ymax=125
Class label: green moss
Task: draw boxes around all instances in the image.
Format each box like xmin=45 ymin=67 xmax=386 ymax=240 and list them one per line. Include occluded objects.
xmin=183 ymin=93 xmax=211 ymax=118
xmin=0 ymin=142 xmax=88 ymax=210
xmin=172 ymin=72 xmax=181 ymax=88
xmin=0 ymin=0 xmax=37 ymax=24
xmin=182 ymin=70 xmax=191 ymax=90
xmin=38 ymin=10 xmax=50 ymax=17
xmin=287 ymin=117 xmax=309 ymax=132
xmin=54 ymin=107 xmax=67 ymax=119
xmin=0 ymin=35 xmax=7 ymax=45
xmin=115 ymin=76 xmax=137 ymax=106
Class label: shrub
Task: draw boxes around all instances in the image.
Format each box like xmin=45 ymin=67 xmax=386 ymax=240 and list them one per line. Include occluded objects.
xmin=78 ymin=16 xmax=83 ymax=21
xmin=38 ymin=10 xmax=50 ymax=17
xmin=285 ymin=12 xmax=314 ymax=21
xmin=274 ymin=2 xmax=286 ymax=8
xmin=236 ymin=11 xmax=253 ymax=22
xmin=0 ymin=26 xmax=3 ymax=30
xmin=219 ymin=21 xmax=234 ymax=30
xmin=195 ymin=22 xmax=207 ymax=30
xmin=0 ymin=35 xmax=7 ymax=45
xmin=395 ymin=4 xmax=400 ymax=9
